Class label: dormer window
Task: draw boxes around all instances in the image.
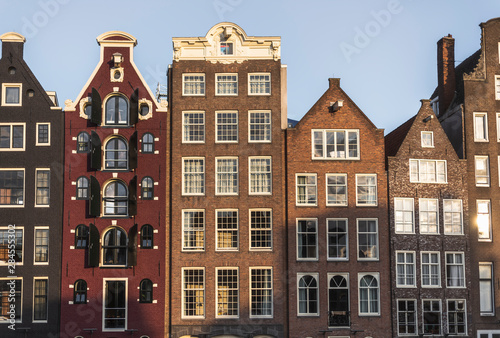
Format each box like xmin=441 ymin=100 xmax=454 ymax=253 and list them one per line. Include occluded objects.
xmin=220 ymin=42 xmax=233 ymax=55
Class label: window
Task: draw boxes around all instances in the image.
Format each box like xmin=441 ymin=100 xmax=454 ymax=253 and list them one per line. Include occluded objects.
xmin=141 ymin=133 xmax=154 ymax=153
xmin=103 ymin=279 xmax=127 ymax=330
xmin=104 ymin=138 xmax=128 ymax=170
xmin=479 ymin=263 xmax=494 ymax=315
xmin=250 ymin=209 xmax=272 ymax=250
xmin=396 ymin=251 xmax=416 ymax=287
xmin=77 ymin=132 xmax=90 ymax=153
xmin=409 ymin=159 xmax=447 ymax=183
xmin=419 ymin=198 xmax=439 ymax=234
xmin=394 ymin=198 xmax=414 ymax=233
xmin=497 ymin=113 xmax=500 ymax=141
xmin=220 ymin=41 xmax=233 ymax=55
xmin=496 ymin=76 xmax=500 ymax=100
xmin=216 ymin=268 xmax=239 ymax=318
xmin=216 ymin=111 xmax=238 ymax=142
xmin=0 ymin=123 xmax=24 ymax=150
xmin=35 ymin=169 xmax=50 ymax=207
xmin=102 ymin=228 xmax=127 ymax=266
xmin=75 ymin=225 xmax=88 ymax=249
xmin=141 ymin=177 xmax=154 ymax=200
xmin=297 ymin=219 xmax=317 ymax=260
xmin=327 ymin=219 xmax=348 ymax=260
xmin=76 ymin=176 xmax=89 ymax=200
xmin=0 ymin=170 xmax=24 ymax=206
xmin=84 ymin=103 xmax=92 ymax=119
xmin=358 ymin=274 xmax=379 ymax=315
xmin=249 ymin=111 xmax=271 ymax=142
xmin=216 ymin=210 xmax=238 ymax=251
xmin=356 ymin=174 xmax=377 ymax=206
xmin=248 ymin=73 xmax=271 ymax=95
xmin=422 ymin=299 xmax=441 ymax=335
xmin=474 ymin=112 xmax=488 ymax=141
xmin=475 ymin=156 xmax=490 ymax=186
xmin=297 ymin=274 xmax=318 ymax=316
xmin=139 ymin=279 xmax=152 ymax=303
xmin=448 ymin=300 xmax=466 ymax=335
xmin=296 ymin=174 xmax=317 ymax=206
xmin=249 ymin=157 xmax=272 ymax=195
xmin=2 ymin=83 xmax=21 ymax=106
xmin=74 ymin=280 xmax=87 ymax=304
xmin=36 ymin=123 xmax=50 ymax=146
xmin=34 ymin=227 xmax=49 ymax=264
xmin=421 ymin=131 xmax=434 ymax=147
xmin=182 ymin=268 xmax=204 ymax=318
xmin=397 ymin=299 xmax=417 ymax=335
xmin=182 ymin=111 xmax=205 ymax=143
xmin=312 ymin=129 xmax=359 ymax=159
xmin=139 ymin=103 xmax=149 ymax=117
xmin=33 ymin=278 xmax=48 ymax=322
xmin=140 ymin=224 xmax=153 ymax=249
xmin=421 ymin=252 xmax=440 ymax=287
xmin=183 ymin=74 xmax=205 ymax=96
xmin=446 ymin=252 xmax=465 ymax=288
xmin=250 ymin=268 xmax=273 ymax=318
xmin=0 ymin=227 xmax=23 ymax=265
xmin=182 ymin=158 xmax=204 ymax=195
xmin=216 ymin=74 xmax=238 ymax=95
xmin=105 ymin=95 xmax=128 ymax=125
xmin=477 ymin=200 xmax=492 ymax=241
xmin=444 ymin=199 xmax=463 ymax=235
xmin=216 ymin=158 xmax=238 ymax=195
xmin=103 ymin=181 xmax=128 ymax=216
xmin=326 ymin=174 xmax=347 ymax=206
xmin=182 ymin=210 xmax=204 ymax=251
xmin=0 ymin=278 xmax=22 ymax=322
xmin=357 ymin=219 xmax=378 ymax=260
xmin=328 ymin=274 xmax=349 ymax=327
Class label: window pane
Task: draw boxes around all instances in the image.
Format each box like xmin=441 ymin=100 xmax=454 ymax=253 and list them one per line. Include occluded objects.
xmin=0 ymin=170 xmax=24 ymax=205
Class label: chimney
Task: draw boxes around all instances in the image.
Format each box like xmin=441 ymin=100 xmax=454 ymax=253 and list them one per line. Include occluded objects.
xmin=0 ymin=32 xmax=26 ymax=60
xmin=437 ymin=34 xmax=456 ymax=116
xmin=328 ymin=78 xmax=340 ymax=89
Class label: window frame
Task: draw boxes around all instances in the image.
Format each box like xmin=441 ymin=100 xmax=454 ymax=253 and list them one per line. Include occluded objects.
xmin=2 ymin=83 xmax=22 ymax=106
xmin=181 ymin=267 xmax=205 ymax=319
xmin=394 ymin=197 xmax=415 ymax=234
xmin=0 ymin=277 xmax=22 ymax=323
xmin=419 ymin=198 xmax=439 ymax=234
xmin=475 ymin=155 xmax=490 ymax=187
xmin=215 ymin=111 xmax=238 ymax=143
xmin=443 ymin=199 xmax=463 ymax=235
xmin=33 ymin=277 xmax=48 ymax=323
xmin=496 ymin=112 xmax=500 ymax=141
xmin=0 ymin=226 xmax=24 ymax=265
xmin=357 ymin=218 xmax=379 ymax=261
xmin=296 ymin=218 xmax=318 ymax=261
xmin=140 ymin=176 xmax=154 ymax=200
xmin=422 ymin=299 xmax=442 ymax=335
xmin=140 ymin=224 xmax=153 ymax=249
xmin=327 ymin=218 xmax=348 ymax=261
xmin=75 ymin=224 xmax=89 ymax=249
xmin=477 ymin=199 xmax=492 ymax=241
xmin=474 ymin=112 xmax=489 ymax=142
xmin=396 ymin=251 xmax=416 ymax=288
xmin=76 ymin=176 xmax=89 ymax=200
xmin=141 ymin=133 xmax=154 ymax=154
xmin=215 ymin=157 xmax=238 ymax=196
xmin=248 ymin=73 xmax=271 ymax=96
xmin=182 ymin=111 xmax=205 ymax=144
xmin=479 ymin=262 xmax=494 ymax=316
xmin=0 ymin=169 xmax=25 ymax=207
xmin=76 ymin=132 xmax=90 ymax=153
xmin=447 ymin=299 xmax=467 ymax=335
xmin=139 ymin=279 xmax=153 ymax=304
xmin=249 ymin=209 xmax=272 ymax=251
xmin=297 ymin=273 xmax=319 ymax=316
xmin=34 ymin=226 xmax=49 ymax=265
xmin=421 ymin=251 xmax=441 ymax=288
xmin=295 ymin=173 xmax=317 ymax=206
xmin=215 ymin=209 xmax=239 ymax=252
xmin=445 ymin=252 xmax=465 ymax=288
xmin=327 ymin=273 xmax=350 ymax=326
xmin=102 ymin=278 xmax=128 ymax=332
xmin=182 ymin=209 xmax=205 ymax=252
xmin=182 ymin=157 xmax=205 ymax=196
xmin=182 ymin=73 xmax=205 ymax=96
xmin=496 ymin=76 xmax=500 ymax=100
xmin=355 ymin=174 xmax=377 ymax=206
xmin=215 ymin=267 xmax=239 ymax=318
xmin=248 ymin=110 xmax=271 ymax=143
xmin=104 ymin=94 xmax=129 ymax=126
xmin=397 ymin=299 xmax=417 ymax=336
xmin=249 ymin=157 xmax=272 ymax=195
xmin=0 ymin=123 xmax=25 ymax=151
xmin=421 ymin=131 xmax=434 ymax=148
xmin=74 ymin=279 xmax=87 ymax=304
xmin=35 ymin=168 xmax=50 ymax=207
xmin=326 ymin=174 xmax=348 ymax=207
xmin=215 ymin=73 xmax=238 ymax=96
xmin=36 ymin=123 xmax=50 ymax=146
xmin=312 ymin=129 xmax=360 ymax=160
xmin=249 ymin=267 xmax=273 ymax=318
xmin=409 ymin=159 xmax=447 ymax=183
xmin=102 ymin=180 xmax=128 ymax=217
xmin=104 ymin=137 xmax=129 ymax=171
xmin=358 ymin=273 xmax=380 ymax=316
xmin=101 ymin=227 xmax=128 ymax=267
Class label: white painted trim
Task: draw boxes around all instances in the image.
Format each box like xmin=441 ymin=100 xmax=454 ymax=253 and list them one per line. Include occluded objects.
xmin=102 ymin=278 xmax=128 ymax=332
xmin=326 ymin=218 xmax=349 ymax=261
xmin=296 ymin=218 xmax=318 ymax=261
xmin=0 ymin=168 xmax=25 ymax=208
xmin=215 ymin=209 xmax=239 ymax=251
xmin=296 ymin=272 xmax=319 ymax=316
xmin=0 ymin=122 xmax=26 ymax=151
xmin=325 ymin=173 xmax=348 ymax=207
xmin=32 ymin=277 xmax=49 ymax=323
xmin=215 ymin=157 xmax=239 ymax=196
xmin=181 ymin=267 xmax=205 ymax=319
xmin=33 ymin=226 xmax=50 ymax=265
xmin=248 ymin=110 xmax=272 ymax=143
xmin=248 ymin=209 xmax=273 ymax=251
xmin=249 ymin=267 xmax=273 ymax=319
xmin=35 ymin=123 xmax=51 ymax=146
xmin=1 ymin=83 xmax=22 ymax=106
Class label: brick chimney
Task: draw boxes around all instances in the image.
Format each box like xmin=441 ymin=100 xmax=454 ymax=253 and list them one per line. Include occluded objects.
xmin=437 ymin=34 xmax=456 ymax=116
xmin=0 ymin=32 xmax=25 ymax=60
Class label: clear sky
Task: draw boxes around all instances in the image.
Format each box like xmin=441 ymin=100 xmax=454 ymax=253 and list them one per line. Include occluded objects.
xmin=1 ymin=0 xmax=499 ymax=133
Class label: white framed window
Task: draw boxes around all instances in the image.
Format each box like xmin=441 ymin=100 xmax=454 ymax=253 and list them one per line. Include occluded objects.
xmin=216 ymin=157 xmax=238 ymax=195
xmin=479 ymin=262 xmax=494 ymax=316
xmin=312 ymin=129 xmax=359 ymax=160
xmin=409 ymin=159 xmax=447 ymax=183
xmin=0 ymin=226 xmax=23 ymax=265
xmin=394 ymin=197 xmax=414 ymax=234
xmin=0 ymin=278 xmax=22 ymax=323
xmin=358 ymin=273 xmax=380 ymax=316
xmin=248 ymin=73 xmax=271 ymax=95
xmin=496 ymin=113 xmax=500 ymax=141
xmin=102 ymin=278 xmax=127 ymax=331
xmin=0 ymin=123 xmax=25 ymax=150
xmin=182 ymin=268 xmax=205 ymax=319
xmin=216 ymin=268 xmax=239 ymax=318
xmin=419 ymin=198 xmax=439 ymax=234
xmin=421 ymin=131 xmax=434 ymax=147
xmin=104 ymin=137 xmax=128 ymax=170
xmin=474 ymin=112 xmax=488 ymax=142
xmin=182 ymin=74 xmax=205 ymax=96
xmin=446 ymin=252 xmax=465 ymax=288
xmin=249 ymin=209 xmax=272 ymax=250
xmin=102 ymin=181 xmax=128 ymax=217
xmin=356 ymin=174 xmax=377 ymax=206
xmin=328 ymin=274 xmax=350 ymax=326
xmin=216 ymin=209 xmax=238 ymax=251
xmin=443 ymin=199 xmax=463 ymax=235
xmin=182 ymin=111 xmax=205 ymax=143
xmin=297 ymin=273 xmax=319 ymax=316
xmin=35 ymin=169 xmax=50 ymax=207
xmin=34 ymin=227 xmax=49 ymax=265
xmin=326 ymin=174 xmax=347 ymax=206
xmin=216 ymin=111 xmax=238 ymax=142
xmin=422 ymin=299 xmax=441 ymax=335
xmin=421 ymin=252 xmax=440 ymax=287
xmin=250 ymin=267 xmax=273 ymax=318
xmin=249 ymin=110 xmax=271 ymax=142
xmin=475 ymin=156 xmax=490 ymax=186
xmin=105 ymin=95 xmax=129 ymax=126
xmin=2 ymin=83 xmax=22 ymax=106
xmin=357 ymin=219 xmax=378 ymax=260
xmin=447 ymin=299 xmax=467 ymax=335
xmin=477 ymin=331 xmax=500 ymax=338
xmin=397 ymin=299 xmax=417 ymax=336
xmin=182 ymin=158 xmax=205 ymax=195
xmin=216 ymin=73 xmax=238 ymax=95
xmin=33 ymin=277 xmax=48 ymax=323
xmin=249 ymin=157 xmax=272 ymax=195
xmin=396 ymin=251 xmax=416 ymax=287
xmin=36 ymin=123 xmax=50 ymax=146
xmin=182 ymin=210 xmax=205 ymax=251
xmin=0 ymin=169 xmax=24 ymax=207
xmin=296 ymin=174 xmax=317 ymax=206
xmin=220 ymin=41 xmax=233 ymax=55
xmin=477 ymin=200 xmax=492 ymax=241
xmin=496 ymin=76 xmax=500 ymax=100
xmin=296 ymin=219 xmax=318 ymax=261
xmin=327 ymin=219 xmax=348 ymax=260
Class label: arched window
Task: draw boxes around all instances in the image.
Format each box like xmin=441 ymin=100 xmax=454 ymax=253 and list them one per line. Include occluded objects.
xmin=105 ymin=95 xmax=128 ymax=125
xmin=74 ymin=279 xmax=87 ymax=304
xmin=298 ymin=274 xmax=318 ymax=315
xmin=75 ymin=224 xmax=89 ymax=249
xmin=102 ymin=227 xmax=127 ymax=266
xmin=104 ymin=137 xmax=128 ymax=170
xmin=328 ymin=275 xmax=349 ymax=327
xmin=141 ymin=177 xmax=154 ymax=200
xmin=76 ymin=176 xmax=89 ymax=200
xmin=141 ymin=224 xmax=153 ymax=249
xmin=77 ymin=132 xmax=90 ymax=153
xmin=139 ymin=279 xmax=153 ymax=303
xmin=359 ymin=274 xmax=379 ymax=315
xmin=103 ymin=181 xmax=128 ymax=216
xmin=142 ymin=133 xmax=154 ymax=153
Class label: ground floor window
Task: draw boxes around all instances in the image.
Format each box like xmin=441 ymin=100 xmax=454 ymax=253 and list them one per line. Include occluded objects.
xmin=103 ymin=279 xmax=127 ymax=330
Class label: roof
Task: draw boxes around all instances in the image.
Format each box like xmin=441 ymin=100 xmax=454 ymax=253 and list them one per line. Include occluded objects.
xmin=384 ymin=114 xmax=416 ymax=157
xmin=287 ymin=118 xmax=299 ymax=128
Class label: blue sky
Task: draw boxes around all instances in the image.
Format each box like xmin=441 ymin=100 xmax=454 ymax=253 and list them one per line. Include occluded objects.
xmin=1 ymin=0 xmax=499 ymax=133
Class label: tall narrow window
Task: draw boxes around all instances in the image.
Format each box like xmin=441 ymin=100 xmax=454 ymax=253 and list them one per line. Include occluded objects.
xmin=479 ymin=263 xmax=494 ymax=315
xmin=103 ymin=279 xmax=127 ymax=330
xmin=248 ymin=73 xmax=271 ymax=95
xmin=250 ymin=209 xmax=272 ymax=250
xmin=448 ymin=300 xmax=466 ymax=335
xmin=359 ymin=274 xmax=379 ymax=315
xmin=421 ymin=252 xmax=440 ymax=287
xmin=103 ymin=181 xmax=128 ymax=216
xmin=496 ymin=76 xmax=500 ymax=100
xmin=356 ymin=174 xmax=377 ymax=206
xmin=216 ymin=268 xmax=239 ymax=318
xmin=328 ymin=274 xmax=349 ymax=327
xmin=102 ymin=228 xmax=127 ymax=266
xmin=475 ymin=156 xmax=490 ymax=186
xmin=446 ymin=252 xmax=465 ymax=287
xmin=422 ymin=300 xmax=441 ymax=335
xmin=140 ymin=224 xmax=153 ymax=249
xmin=296 ymin=219 xmax=317 ymax=260
xmin=36 ymin=123 xmax=50 ymax=146
xmin=183 ymin=74 xmax=205 ymax=96
xmin=327 ymin=219 xmax=348 ymax=260
xmin=77 ymin=132 xmax=90 ymax=153
xmin=141 ymin=177 xmax=154 ymax=200
xmin=216 ymin=111 xmax=238 ymax=142
xmin=182 ymin=111 xmax=205 ymax=143
xmin=397 ymin=299 xmax=417 ymax=335
xmin=104 ymin=138 xmax=128 ymax=170
xmin=396 ymin=251 xmax=415 ymax=287
xmin=105 ymin=95 xmax=128 ymax=125
xmin=76 ymin=176 xmax=89 ymax=200
xmin=216 ymin=74 xmax=238 ymax=95
xmin=296 ymin=174 xmax=317 ymax=206
xmin=139 ymin=279 xmax=153 ymax=303
xmin=216 ymin=210 xmax=238 ymax=251
xmin=34 ymin=228 xmax=49 ymax=264
xmin=75 ymin=224 xmax=89 ymax=249
xmin=357 ymin=219 xmax=378 ymax=260
xmin=182 ymin=210 xmax=205 ymax=251
xmin=477 ymin=200 xmax=492 ymax=241
xmin=443 ymin=199 xmax=463 ymax=235
xmin=74 ymin=279 xmax=87 ymax=304
xmin=249 ymin=157 xmax=271 ymax=195
xmin=0 ymin=278 xmax=22 ymax=322
xmin=419 ymin=198 xmax=439 ymax=234
xmin=182 ymin=268 xmax=204 ymax=318
xmin=35 ymin=169 xmax=50 ymax=206
xmin=0 ymin=170 xmax=24 ymax=206
xmin=297 ymin=274 xmax=318 ymax=315
xmin=216 ymin=158 xmax=238 ymax=195
xmin=249 ymin=111 xmax=271 ymax=142
xmin=250 ymin=268 xmax=273 ymax=318
xmin=33 ymin=278 xmax=48 ymax=322
xmin=474 ymin=112 xmax=488 ymax=141
xmin=182 ymin=158 xmax=204 ymax=195
xmin=326 ymin=174 xmax=347 ymax=206
xmin=394 ymin=198 xmax=414 ymax=233
xmin=141 ymin=133 xmax=154 ymax=153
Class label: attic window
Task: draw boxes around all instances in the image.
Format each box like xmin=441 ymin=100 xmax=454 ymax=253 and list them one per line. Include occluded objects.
xmin=220 ymin=42 xmax=233 ymax=55
xmin=8 ymin=67 xmax=16 ymax=75
xmin=421 ymin=131 xmax=434 ymax=148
